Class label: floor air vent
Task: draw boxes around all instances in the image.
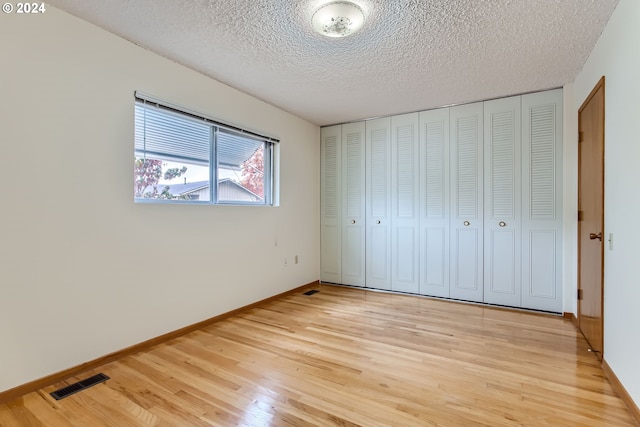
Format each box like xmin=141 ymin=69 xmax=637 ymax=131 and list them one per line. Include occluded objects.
xmin=50 ymin=373 xmax=110 ymax=400
xmin=303 ymin=289 xmax=319 ymax=295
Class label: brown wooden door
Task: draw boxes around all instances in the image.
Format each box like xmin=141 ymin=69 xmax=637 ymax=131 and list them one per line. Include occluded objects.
xmin=577 ymin=77 xmax=605 ymax=360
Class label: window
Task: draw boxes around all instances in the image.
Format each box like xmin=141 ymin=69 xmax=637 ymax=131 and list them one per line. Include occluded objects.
xmin=134 ymin=93 xmax=276 ymax=205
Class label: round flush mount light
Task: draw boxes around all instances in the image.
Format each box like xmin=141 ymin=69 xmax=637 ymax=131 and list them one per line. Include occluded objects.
xmin=312 ymin=1 xmax=365 ymax=38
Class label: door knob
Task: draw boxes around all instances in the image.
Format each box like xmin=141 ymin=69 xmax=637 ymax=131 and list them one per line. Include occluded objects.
xmin=499 ymin=221 xmax=506 ymax=227
xmin=376 ymin=220 xmax=381 ymax=224
xmin=463 ymin=221 xmax=470 ymax=226
xmin=589 ymin=232 xmax=603 ymax=241
xmin=351 ymin=219 xmax=356 ymax=224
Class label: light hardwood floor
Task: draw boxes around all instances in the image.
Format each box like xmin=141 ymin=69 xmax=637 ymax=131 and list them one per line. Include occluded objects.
xmin=0 ymin=284 xmax=636 ymax=426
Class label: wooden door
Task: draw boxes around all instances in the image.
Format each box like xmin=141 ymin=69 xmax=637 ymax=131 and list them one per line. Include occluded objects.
xmin=450 ymin=102 xmax=484 ymax=302
xmin=366 ymin=117 xmax=392 ymax=290
xmin=578 ymin=77 xmax=605 ymax=359
xmin=341 ymin=122 xmax=366 ymax=286
xmin=320 ymin=125 xmax=342 ymax=283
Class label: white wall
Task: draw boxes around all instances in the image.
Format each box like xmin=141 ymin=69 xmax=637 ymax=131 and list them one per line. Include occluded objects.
xmin=0 ymin=7 xmax=320 ymax=393
xmin=562 ymin=83 xmax=578 ymax=316
xmin=572 ymin=0 xmax=640 ymax=406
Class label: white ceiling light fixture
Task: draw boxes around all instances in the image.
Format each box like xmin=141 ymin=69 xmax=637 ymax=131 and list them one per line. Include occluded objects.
xmin=312 ymin=1 xmax=365 ymax=38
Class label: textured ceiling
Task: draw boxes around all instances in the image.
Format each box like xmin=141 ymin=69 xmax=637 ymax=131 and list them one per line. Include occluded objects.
xmin=47 ymin=0 xmax=618 ymax=126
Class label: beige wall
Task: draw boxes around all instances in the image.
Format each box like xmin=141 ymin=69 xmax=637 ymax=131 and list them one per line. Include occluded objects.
xmin=561 ymin=83 xmax=578 ymax=317
xmin=0 ymin=7 xmax=320 ymax=392
xmin=571 ymin=0 xmax=640 ymax=407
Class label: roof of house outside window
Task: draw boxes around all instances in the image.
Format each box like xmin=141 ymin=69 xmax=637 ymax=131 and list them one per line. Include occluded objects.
xmin=159 ymin=179 xmax=262 ymax=202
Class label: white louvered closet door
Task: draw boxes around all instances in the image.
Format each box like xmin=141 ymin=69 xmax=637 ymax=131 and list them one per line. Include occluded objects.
xmin=521 ymin=89 xmax=563 ymax=312
xmin=341 ymin=122 xmax=366 ymax=287
xmin=449 ymin=103 xmax=484 ymax=302
xmin=419 ymin=108 xmax=450 ymax=297
xmin=391 ymin=113 xmax=420 ymax=293
xmin=320 ymin=125 xmax=342 ymax=284
xmin=366 ymin=117 xmax=392 ymax=290
xmin=483 ymin=96 xmax=522 ymax=307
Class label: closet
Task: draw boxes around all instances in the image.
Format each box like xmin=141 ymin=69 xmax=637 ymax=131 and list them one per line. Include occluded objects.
xmin=320 ymin=122 xmax=366 ymax=287
xmin=320 ymin=88 xmax=563 ymax=312
xmin=391 ymin=113 xmax=420 ymax=293
xmin=483 ymin=96 xmax=521 ymax=307
xmin=521 ymin=90 xmax=563 ymax=311
xmin=365 ymin=117 xmax=392 ymax=290
xmin=419 ymin=107 xmax=450 ymax=298
xmin=449 ymin=102 xmax=484 ymax=302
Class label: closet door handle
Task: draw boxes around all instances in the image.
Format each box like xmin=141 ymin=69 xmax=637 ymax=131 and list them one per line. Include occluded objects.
xmin=463 ymin=221 xmax=470 ymax=226
xmin=351 ymin=219 xmax=356 ymax=224
xmin=376 ymin=220 xmax=381 ymax=224
xmin=499 ymin=221 xmax=506 ymax=227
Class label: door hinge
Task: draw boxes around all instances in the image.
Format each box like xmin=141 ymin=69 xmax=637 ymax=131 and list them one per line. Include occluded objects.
xmin=577 ymin=289 xmax=584 ymax=300
xmin=578 ymin=210 xmax=584 ymax=221
xmin=578 ymin=131 xmax=584 ymax=142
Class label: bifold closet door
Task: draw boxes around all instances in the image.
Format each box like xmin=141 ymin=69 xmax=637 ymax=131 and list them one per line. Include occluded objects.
xmin=419 ymin=108 xmax=450 ymax=297
xmin=521 ymin=89 xmax=563 ymax=312
xmin=320 ymin=125 xmax=342 ymax=284
xmin=483 ymin=96 xmax=522 ymax=307
xmin=341 ymin=122 xmax=366 ymax=287
xmin=391 ymin=113 xmax=420 ymax=293
xmin=366 ymin=117 xmax=392 ymax=290
xmin=449 ymin=102 xmax=484 ymax=302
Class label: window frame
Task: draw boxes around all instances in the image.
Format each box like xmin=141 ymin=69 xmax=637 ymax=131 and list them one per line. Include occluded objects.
xmin=134 ymin=92 xmax=278 ymax=206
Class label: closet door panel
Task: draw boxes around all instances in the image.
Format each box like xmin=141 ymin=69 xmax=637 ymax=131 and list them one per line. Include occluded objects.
xmin=320 ymin=125 xmax=342 ymax=283
xmin=366 ymin=117 xmax=392 ymax=289
xmin=455 ymin=228 xmax=481 ymax=291
xmin=342 ymin=224 xmax=363 ymax=283
xmin=419 ymin=108 xmax=450 ymax=297
xmin=487 ymin=229 xmax=517 ymax=292
xmin=449 ymin=103 xmax=484 ymax=302
xmin=395 ymin=226 xmax=418 ymax=283
xmin=521 ymin=89 xmax=563 ymax=312
xmin=368 ymin=225 xmax=390 ymax=287
xmin=528 ymin=230 xmax=557 ymax=297
xmin=341 ymin=122 xmax=366 ymax=286
xmin=423 ymin=228 xmax=446 ymax=293
xmin=483 ymin=96 xmax=521 ymax=307
xmin=391 ymin=113 xmax=420 ymax=293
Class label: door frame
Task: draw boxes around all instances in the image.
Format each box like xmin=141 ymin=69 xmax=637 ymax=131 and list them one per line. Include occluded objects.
xmin=577 ymin=76 xmax=605 ymax=358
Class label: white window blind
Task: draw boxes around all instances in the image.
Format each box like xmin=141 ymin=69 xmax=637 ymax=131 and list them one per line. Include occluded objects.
xmin=135 ymin=102 xmax=210 ymax=165
xmin=217 ymin=129 xmax=264 ymax=169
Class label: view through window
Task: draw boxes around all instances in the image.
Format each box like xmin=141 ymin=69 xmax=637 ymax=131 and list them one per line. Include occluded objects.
xmin=134 ymin=95 xmax=275 ymax=205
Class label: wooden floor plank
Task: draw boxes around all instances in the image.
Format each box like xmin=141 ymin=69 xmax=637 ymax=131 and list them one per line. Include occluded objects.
xmin=0 ymin=284 xmax=637 ymax=426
